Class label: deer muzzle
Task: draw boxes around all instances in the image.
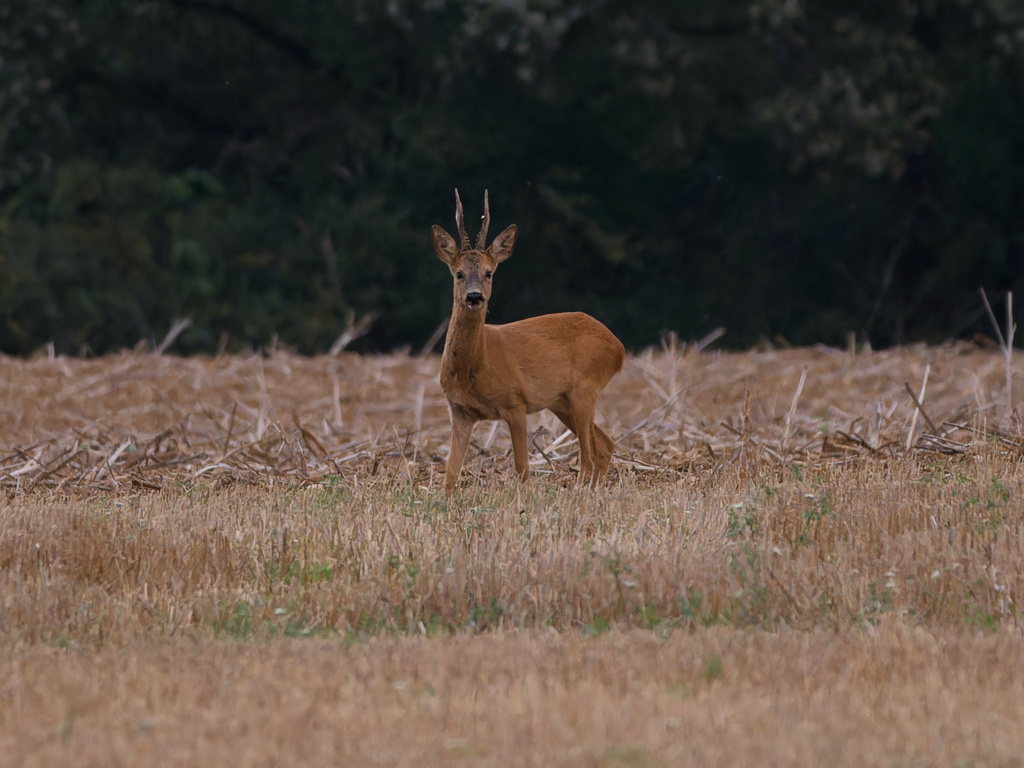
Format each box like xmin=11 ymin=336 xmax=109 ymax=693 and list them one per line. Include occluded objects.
xmin=465 ymin=291 xmax=485 ymax=309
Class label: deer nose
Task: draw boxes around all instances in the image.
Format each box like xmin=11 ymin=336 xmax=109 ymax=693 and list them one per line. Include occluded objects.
xmin=466 ymin=291 xmax=484 ymax=308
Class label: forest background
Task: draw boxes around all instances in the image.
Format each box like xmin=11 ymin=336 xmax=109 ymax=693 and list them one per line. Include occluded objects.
xmin=1 ymin=0 xmax=1022 ymax=357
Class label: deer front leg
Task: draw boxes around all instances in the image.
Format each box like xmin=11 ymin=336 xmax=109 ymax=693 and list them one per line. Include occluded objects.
xmin=445 ymin=403 xmax=476 ymax=500
xmin=503 ymin=408 xmax=530 ymax=484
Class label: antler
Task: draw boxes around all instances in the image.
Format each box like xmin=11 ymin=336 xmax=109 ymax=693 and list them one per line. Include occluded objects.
xmin=454 ymin=189 xmax=471 ymax=251
xmin=476 ymin=189 xmax=490 ymax=250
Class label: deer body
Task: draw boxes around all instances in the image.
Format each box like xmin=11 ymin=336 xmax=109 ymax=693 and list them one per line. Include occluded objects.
xmin=433 ymin=191 xmax=625 ymax=499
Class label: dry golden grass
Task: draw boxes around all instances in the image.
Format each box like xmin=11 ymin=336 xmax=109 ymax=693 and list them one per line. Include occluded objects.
xmin=2 ymin=343 xmax=1024 ymax=766
xmin=6 ymin=625 xmax=1024 ymax=767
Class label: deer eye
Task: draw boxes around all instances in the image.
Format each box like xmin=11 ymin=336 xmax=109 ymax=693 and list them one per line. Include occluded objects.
xmin=455 ymin=271 xmax=464 ymax=281
xmin=484 ymin=270 xmax=492 ymax=279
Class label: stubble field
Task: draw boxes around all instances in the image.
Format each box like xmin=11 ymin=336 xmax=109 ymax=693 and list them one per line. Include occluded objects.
xmin=2 ymin=342 xmax=1024 ymax=766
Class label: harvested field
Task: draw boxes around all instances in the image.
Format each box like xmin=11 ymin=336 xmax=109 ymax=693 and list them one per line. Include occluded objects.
xmin=3 ymin=343 xmax=1024 ymax=766
xmin=7 ymin=625 xmax=1024 ymax=767
xmin=2 ymin=342 xmax=1020 ymax=490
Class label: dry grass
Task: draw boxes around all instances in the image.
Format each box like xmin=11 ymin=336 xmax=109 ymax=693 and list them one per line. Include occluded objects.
xmin=3 ymin=343 xmax=1024 ymax=766
xmin=2 ymin=456 xmax=1024 ymax=644
xmin=6 ymin=625 xmax=1024 ymax=767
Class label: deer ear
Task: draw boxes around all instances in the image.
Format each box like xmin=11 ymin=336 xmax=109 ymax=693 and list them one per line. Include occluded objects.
xmin=489 ymin=224 xmax=517 ymax=263
xmin=432 ymin=225 xmax=459 ymax=265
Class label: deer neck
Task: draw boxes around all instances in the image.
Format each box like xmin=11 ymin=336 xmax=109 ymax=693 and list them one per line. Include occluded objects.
xmin=443 ymin=301 xmax=487 ymax=379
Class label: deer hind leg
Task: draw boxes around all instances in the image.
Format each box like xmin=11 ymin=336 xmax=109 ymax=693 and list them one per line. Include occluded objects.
xmin=445 ymin=405 xmax=476 ymax=500
xmin=550 ymin=405 xmax=579 ymax=484
xmin=592 ymin=424 xmax=616 ymax=483
xmin=553 ymin=398 xmax=597 ymax=486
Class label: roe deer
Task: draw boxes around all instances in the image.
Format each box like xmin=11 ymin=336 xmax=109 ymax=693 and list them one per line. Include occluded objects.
xmin=432 ymin=189 xmax=625 ymax=500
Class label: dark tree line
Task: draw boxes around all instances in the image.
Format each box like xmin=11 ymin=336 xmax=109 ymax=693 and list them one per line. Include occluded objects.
xmin=1 ymin=0 xmax=1022 ymax=355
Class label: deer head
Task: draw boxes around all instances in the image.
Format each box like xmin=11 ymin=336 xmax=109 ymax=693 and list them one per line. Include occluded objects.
xmin=432 ymin=190 xmax=517 ymax=313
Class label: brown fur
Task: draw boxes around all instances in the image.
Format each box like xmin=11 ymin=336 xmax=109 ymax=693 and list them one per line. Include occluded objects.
xmin=432 ymin=192 xmax=625 ymax=500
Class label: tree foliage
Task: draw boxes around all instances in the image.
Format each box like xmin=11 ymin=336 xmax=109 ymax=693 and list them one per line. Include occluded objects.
xmin=1 ymin=0 xmax=1022 ymax=354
